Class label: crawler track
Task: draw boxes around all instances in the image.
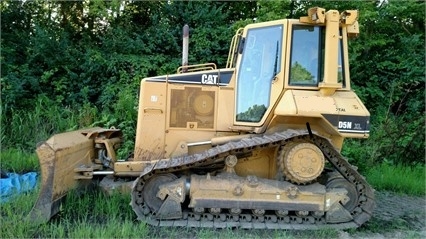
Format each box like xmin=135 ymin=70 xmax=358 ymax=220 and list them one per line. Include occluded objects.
xmin=131 ymin=130 xmax=375 ymax=229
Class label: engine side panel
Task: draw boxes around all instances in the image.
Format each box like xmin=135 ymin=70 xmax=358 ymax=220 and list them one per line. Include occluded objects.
xmin=134 ymin=80 xmax=168 ymax=161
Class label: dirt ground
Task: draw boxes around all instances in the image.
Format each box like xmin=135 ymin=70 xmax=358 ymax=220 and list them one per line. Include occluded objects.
xmin=339 ymin=191 xmax=426 ymax=239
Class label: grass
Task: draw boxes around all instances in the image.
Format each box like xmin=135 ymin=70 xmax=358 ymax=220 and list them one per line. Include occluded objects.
xmin=1 ymin=94 xmax=135 ymax=159
xmin=0 ymin=149 xmax=39 ymax=173
xmin=1 ymin=96 xmax=97 ymax=152
xmin=0 ymin=188 xmax=150 ymax=238
xmin=0 ymin=188 xmax=40 ymax=237
xmin=366 ymin=163 xmax=425 ymax=196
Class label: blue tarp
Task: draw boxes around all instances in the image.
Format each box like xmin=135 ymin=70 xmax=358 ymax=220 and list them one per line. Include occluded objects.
xmin=0 ymin=172 xmax=38 ymax=203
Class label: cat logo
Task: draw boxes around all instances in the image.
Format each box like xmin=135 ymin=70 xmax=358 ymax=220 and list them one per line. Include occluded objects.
xmin=201 ymin=74 xmax=218 ymax=84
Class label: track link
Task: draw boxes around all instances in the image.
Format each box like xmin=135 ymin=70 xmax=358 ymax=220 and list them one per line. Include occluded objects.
xmin=131 ymin=130 xmax=375 ymax=230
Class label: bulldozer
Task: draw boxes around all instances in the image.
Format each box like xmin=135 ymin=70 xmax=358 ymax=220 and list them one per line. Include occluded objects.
xmin=29 ymin=7 xmax=375 ymax=229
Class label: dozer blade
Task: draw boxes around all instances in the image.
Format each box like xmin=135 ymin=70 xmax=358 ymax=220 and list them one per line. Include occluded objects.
xmin=28 ymin=127 xmax=118 ymax=223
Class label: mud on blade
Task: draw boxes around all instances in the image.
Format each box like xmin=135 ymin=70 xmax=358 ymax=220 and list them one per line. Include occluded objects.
xmin=29 ymin=127 xmax=121 ymax=223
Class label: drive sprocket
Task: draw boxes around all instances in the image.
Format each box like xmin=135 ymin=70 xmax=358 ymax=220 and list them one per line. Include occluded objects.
xmin=278 ymin=141 xmax=325 ymax=184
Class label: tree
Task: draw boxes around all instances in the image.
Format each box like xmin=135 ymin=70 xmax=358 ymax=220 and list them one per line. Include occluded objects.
xmin=1 ymin=0 xmax=424 ymax=166
xmin=346 ymin=0 xmax=425 ymax=165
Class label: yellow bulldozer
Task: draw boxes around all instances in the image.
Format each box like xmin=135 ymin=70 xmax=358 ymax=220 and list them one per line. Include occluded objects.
xmin=30 ymin=7 xmax=375 ymax=229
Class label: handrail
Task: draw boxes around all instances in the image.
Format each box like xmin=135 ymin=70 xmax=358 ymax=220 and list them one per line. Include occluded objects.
xmin=226 ymin=28 xmax=243 ymax=69
xmin=177 ymin=63 xmax=217 ymax=74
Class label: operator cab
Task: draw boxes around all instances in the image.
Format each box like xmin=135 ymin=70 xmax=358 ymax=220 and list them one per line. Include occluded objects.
xmin=234 ymin=15 xmax=352 ymax=128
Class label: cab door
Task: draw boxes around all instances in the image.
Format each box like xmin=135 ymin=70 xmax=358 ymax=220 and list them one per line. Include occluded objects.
xmin=234 ymin=21 xmax=286 ymax=128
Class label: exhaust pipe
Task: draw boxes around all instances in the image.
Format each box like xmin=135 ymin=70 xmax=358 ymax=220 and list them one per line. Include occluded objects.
xmin=182 ymin=24 xmax=189 ymax=72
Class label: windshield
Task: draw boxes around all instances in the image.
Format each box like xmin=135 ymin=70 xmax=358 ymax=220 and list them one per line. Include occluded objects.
xmin=236 ymin=25 xmax=283 ymax=122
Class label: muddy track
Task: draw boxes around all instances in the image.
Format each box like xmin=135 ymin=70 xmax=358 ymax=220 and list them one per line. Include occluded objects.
xmin=131 ymin=130 xmax=375 ymax=230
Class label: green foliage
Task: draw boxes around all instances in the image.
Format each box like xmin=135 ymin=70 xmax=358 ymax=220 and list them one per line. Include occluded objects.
xmin=1 ymin=0 xmax=255 ymax=155
xmin=366 ymin=163 xmax=425 ymax=195
xmin=348 ymin=0 xmax=425 ymax=166
xmin=92 ymin=87 xmax=138 ymax=159
xmin=0 ymin=149 xmax=39 ymax=173
xmin=60 ymin=189 xmax=135 ymax=222
xmin=0 ymin=189 xmax=150 ymax=238
xmin=237 ymin=104 xmax=267 ymax=122
xmin=256 ymin=0 xmax=292 ymax=21
xmin=1 ymin=95 xmax=97 ymax=152
xmin=290 ymin=62 xmax=315 ymax=82
xmin=0 ymin=190 xmax=40 ymax=238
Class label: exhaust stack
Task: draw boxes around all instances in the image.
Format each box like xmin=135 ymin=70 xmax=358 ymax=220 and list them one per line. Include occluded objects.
xmin=182 ymin=24 xmax=189 ymax=72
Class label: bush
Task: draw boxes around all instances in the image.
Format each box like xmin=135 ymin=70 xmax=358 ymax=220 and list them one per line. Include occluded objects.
xmin=1 ymin=95 xmax=99 ymax=152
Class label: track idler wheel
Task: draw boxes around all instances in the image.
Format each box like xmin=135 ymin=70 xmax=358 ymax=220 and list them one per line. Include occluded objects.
xmin=326 ymin=177 xmax=359 ymax=212
xmin=143 ymin=174 xmax=178 ymax=214
xmin=278 ymin=142 xmax=325 ymax=184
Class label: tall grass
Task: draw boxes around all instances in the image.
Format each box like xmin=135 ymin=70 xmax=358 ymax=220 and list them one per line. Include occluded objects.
xmin=1 ymin=95 xmax=98 ymax=152
xmin=0 ymin=188 xmax=40 ymax=237
xmin=366 ymin=163 xmax=425 ymax=195
xmin=1 ymin=91 xmax=136 ymax=158
xmin=0 ymin=149 xmax=39 ymax=173
xmin=0 ymin=188 xmax=150 ymax=238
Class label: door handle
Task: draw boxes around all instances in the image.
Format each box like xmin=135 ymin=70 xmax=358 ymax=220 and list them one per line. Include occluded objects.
xmin=143 ymin=107 xmax=163 ymax=113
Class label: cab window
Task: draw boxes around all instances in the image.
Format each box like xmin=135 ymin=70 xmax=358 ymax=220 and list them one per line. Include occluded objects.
xmin=289 ymin=25 xmax=321 ymax=85
xmin=236 ymin=25 xmax=283 ymax=122
xmin=289 ymin=25 xmax=346 ymax=87
xmin=337 ymin=37 xmax=345 ymax=85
